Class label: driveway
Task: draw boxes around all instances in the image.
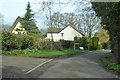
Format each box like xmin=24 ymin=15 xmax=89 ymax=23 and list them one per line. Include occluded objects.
xmin=2 ymin=50 xmax=118 ymax=78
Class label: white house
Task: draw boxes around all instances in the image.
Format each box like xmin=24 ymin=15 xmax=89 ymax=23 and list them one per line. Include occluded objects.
xmin=46 ymin=25 xmax=83 ymax=41
xmin=10 ymin=16 xmax=27 ymax=34
xmin=10 ymin=16 xmax=40 ymax=34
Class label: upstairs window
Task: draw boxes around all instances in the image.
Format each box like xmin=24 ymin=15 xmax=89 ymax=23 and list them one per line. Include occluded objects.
xmin=18 ymin=32 xmax=21 ymax=34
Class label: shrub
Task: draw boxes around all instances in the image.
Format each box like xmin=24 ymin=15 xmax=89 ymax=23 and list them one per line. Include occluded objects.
xmin=40 ymin=41 xmax=51 ymax=50
xmin=102 ymin=41 xmax=111 ymax=49
xmin=19 ymin=36 xmax=33 ymax=49
xmin=43 ymin=34 xmax=47 ymax=37
xmin=97 ymin=44 xmax=102 ymax=50
xmin=102 ymin=53 xmax=120 ymax=71
xmin=2 ymin=32 xmax=18 ymax=51
xmin=92 ymin=36 xmax=99 ymax=50
xmin=54 ymin=42 xmax=63 ymax=50
xmin=33 ymin=38 xmax=52 ymax=50
xmin=74 ymin=37 xmax=92 ymax=50
xmin=74 ymin=36 xmax=79 ymax=43
xmin=60 ymin=40 xmax=74 ymax=49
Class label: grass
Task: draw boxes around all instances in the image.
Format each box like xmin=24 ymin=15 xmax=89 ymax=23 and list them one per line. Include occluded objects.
xmin=2 ymin=48 xmax=82 ymax=57
xmin=102 ymin=53 xmax=120 ymax=71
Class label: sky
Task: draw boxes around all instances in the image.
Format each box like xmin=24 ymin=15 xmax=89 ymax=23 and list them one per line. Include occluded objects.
xmin=0 ymin=0 xmax=92 ymax=29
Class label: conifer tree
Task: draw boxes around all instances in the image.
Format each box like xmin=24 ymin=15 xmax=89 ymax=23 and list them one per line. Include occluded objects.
xmin=20 ymin=2 xmax=39 ymax=34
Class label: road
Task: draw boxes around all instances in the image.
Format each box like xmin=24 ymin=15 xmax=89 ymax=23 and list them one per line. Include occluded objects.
xmin=39 ymin=50 xmax=117 ymax=78
xmin=2 ymin=50 xmax=118 ymax=78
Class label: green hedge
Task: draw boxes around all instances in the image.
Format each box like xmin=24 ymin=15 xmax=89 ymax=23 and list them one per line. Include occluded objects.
xmin=2 ymin=31 xmax=62 ymax=51
xmin=74 ymin=37 xmax=93 ymax=50
xmin=92 ymin=36 xmax=99 ymax=50
xmin=2 ymin=32 xmax=17 ymax=51
xmin=60 ymin=40 xmax=74 ymax=49
xmin=2 ymin=32 xmax=34 ymax=50
xmin=97 ymin=44 xmax=102 ymax=50
xmin=19 ymin=36 xmax=33 ymax=49
xmin=102 ymin=53 xmax=120 ymax=71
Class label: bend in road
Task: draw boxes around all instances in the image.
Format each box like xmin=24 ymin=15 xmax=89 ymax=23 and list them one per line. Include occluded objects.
xmin=39 ymin=50 xmax=118 ymax=78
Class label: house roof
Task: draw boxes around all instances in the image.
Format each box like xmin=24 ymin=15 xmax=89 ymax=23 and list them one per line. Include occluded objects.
xmin=10 ymin=16 xmax=21 ymax=32
xmin=10 ymin=16 xmax=40 ymax=33
xmin=47 ymin=24 xmax=84 ymax=36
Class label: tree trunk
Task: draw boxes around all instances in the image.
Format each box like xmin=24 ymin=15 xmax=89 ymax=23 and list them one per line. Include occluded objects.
xmin=118 ymin=36 xmax=120 ymax=64
xmin=51 ymin=33 xmax=54 ymax=50
xmin=111 ymin=37 xmax=119 ymax=63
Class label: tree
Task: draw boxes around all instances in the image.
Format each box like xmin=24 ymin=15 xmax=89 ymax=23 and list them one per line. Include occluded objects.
xmin=95 ymin=26 xmax=109 ymax=45
xmin=23 ymin=2 xmax=35 ymax=21
xmin=92 ymin=2 xmax=120 ymax=63
xmin=37 ymin=1 xmax=55 ymax=50
xmin=20 ymin=2 xmax=39 ymax=34
xmin=81 ymin=13 xmax=101 ymax=38
xmin=0 ymin=13 xmax=4 ymax=52
xmin=2 ymin=24 xmax=11 ymax=32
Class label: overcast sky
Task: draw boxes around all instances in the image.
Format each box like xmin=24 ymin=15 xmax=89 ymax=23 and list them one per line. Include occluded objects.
xmin=0 ymin=0 xmax=92 ymax=29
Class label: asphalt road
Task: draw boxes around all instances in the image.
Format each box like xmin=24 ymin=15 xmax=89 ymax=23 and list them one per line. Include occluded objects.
xmin=2 ymin=55 xmax=49 ymax=78
xmin=39 ymin=50 xmax=118 ymax=78
xmin=2 ymin=50 xmax=118 ymax=78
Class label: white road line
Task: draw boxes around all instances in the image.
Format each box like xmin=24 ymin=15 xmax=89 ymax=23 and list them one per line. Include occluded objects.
xmin=26 ymin=59 xmax=53 ymax=74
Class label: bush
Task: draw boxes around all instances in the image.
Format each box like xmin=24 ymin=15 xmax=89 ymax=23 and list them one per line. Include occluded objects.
xmin=97 ymin=44 xmax=102 ymax=50
xmin=2 ymin=32 xmax=35 ymax=50
xmin=74 ymin=37 xmax=92 ymax=50
xmin=40 ymin=41 xmax=51 ymax=50
xmin=74 ymin=37 xmax=86 ymax=49
xmin=33 ymin=38 xmax=52 ymax=50
xmin=102 ymin=53 xmax=120 ymax=71
xmin=92 ymin=36 xmax=99 ymax=50
xmin=60 ymin=40 xmax=74 ymax=49
xmin=2 ymin=32 xmax=18 ymax=51
xmin=19 ymin=36 xmax=33 ymax=49
xmin=43 ymin=34 xmax=47 ymax=37
xmin=54 ymin=42 xmax=63 ymax=50
xmin=102 ymin=41 xmax=111 ymax=49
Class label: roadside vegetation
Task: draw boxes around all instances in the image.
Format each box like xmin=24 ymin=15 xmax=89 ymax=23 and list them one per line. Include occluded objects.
xmin=1 ymin=31 xmax=108 ymax=57
xmin=1 ymin=2 xmax=111 ymax=57
xmin=92 ymin=2 xmax=120 ymax=73
xmin=102 ymin=53 xmax=120 ymax=71
xmin=2 ymin=49 xmax=82 ymax=57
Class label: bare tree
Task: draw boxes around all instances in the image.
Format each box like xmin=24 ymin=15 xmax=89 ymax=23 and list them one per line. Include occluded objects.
xmin=36 ymin=1 xmax=55 ymax=50
xmin=80 ymin=12 xmax=100 ymax=37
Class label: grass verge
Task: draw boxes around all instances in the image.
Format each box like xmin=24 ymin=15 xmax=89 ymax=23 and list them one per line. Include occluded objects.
xmin=2 ymin=48 xmax=82 ymax=57
xmin=102 ymin=53 xmax=120 ymax=71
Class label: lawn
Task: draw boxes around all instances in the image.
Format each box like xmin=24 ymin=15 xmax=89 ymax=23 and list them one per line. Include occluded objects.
xmin=2 ymin=48 xmax=82 ymax=57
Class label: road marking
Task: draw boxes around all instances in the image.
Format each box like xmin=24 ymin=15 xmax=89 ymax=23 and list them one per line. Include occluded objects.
xmin=26 ymin=59 xmax=53 ymax=74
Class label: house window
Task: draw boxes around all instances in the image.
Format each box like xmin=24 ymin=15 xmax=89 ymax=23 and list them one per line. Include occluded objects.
xmin=18 ymin=32 xmax=21 ymax=34
xmin=61 ymin=33 xmax=64 ymax=39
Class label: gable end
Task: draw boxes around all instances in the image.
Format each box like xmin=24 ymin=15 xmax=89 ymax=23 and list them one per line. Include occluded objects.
xmin=10 ymin=16 xmax=21 ymax=32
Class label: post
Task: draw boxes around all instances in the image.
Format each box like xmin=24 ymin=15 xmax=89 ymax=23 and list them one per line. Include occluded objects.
xmin=74 ymin=42 xmax=75 ymax=50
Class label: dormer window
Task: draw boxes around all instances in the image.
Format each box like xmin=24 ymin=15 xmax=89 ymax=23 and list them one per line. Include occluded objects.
xmin=61 ymin=33 xmax=64 ymax=39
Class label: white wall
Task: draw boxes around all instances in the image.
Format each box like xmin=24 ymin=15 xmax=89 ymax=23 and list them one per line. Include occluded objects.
xmin=12 ymin=22 xmax=26 ymax=34
xmin=46 ymin=25 xmax=82 ymax=41
xmin=59 ymin=26 xmax=82 ymax=41
xmin=46 ymin=33 xmax=60 ymax=41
